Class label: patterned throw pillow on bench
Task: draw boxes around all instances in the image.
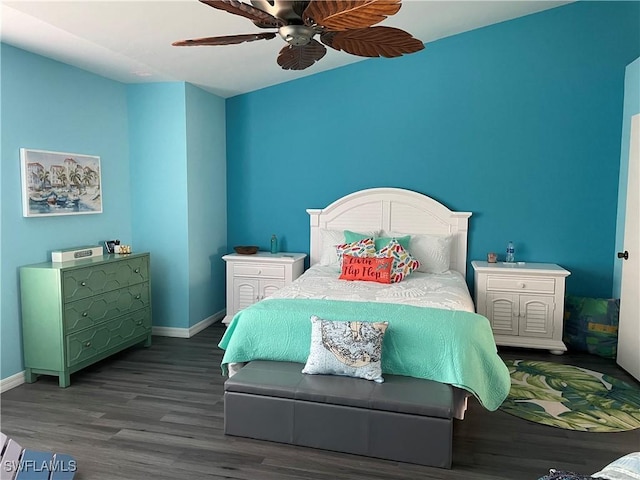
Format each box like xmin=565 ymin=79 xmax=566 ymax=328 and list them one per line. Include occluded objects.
xmin=302 ymin=316 xmax=389 ymax=383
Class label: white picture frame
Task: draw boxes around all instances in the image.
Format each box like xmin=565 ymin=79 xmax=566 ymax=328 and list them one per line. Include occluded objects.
xmin=20 ymin=148 xmax=103 ymax=217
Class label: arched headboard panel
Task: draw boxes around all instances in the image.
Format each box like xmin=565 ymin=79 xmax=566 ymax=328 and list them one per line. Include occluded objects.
xmin=307 ymin=188 xmax=472 ymax=276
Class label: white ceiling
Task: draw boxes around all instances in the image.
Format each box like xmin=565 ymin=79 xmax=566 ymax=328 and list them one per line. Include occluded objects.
xmin=1 ymin=0 xmax=571 ymax=98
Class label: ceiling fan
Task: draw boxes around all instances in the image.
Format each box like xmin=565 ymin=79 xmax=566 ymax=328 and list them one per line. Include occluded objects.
xmin=172 ymin=0 xmax=424 ymax=71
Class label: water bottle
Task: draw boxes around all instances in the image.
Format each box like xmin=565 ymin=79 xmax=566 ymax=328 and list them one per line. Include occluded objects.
xmin=505 ymin=241 xmax=515 ymax=263
xmin=270 ymin=234 xmax=278 ymax=254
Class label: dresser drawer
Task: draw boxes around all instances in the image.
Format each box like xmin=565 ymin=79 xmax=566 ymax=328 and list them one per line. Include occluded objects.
xmin=64 ymin=283 xmax=150 ymax=334
xmin=66 ymin=308 xmax=151 ymax=367
xmin=63 ymin=256 xmax=149 ymax=302
xmin=486 ymin=275 xmax=555 ymax=294
xmin=233 ymin=263 xmax=285 ymax=279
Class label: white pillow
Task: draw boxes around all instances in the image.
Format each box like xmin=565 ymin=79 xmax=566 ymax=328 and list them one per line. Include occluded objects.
xmin=302 ymin=315 xmax=388 ymax=383
xmin=385 ymin=231 xmax=453 ymax=274
xmin=592 ymin=452 xmax=640 ymax=480
xmin=318 ymin=229 xmax=378 ymax=266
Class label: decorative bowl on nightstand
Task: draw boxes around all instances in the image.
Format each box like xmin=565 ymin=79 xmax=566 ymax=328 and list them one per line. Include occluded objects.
xmin=234 ymin=246 xmax=259 ymax=255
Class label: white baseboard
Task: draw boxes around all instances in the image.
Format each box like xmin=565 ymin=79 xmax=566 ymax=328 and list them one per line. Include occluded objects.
xmin=152 ymin=309 xmax=225 ymax=338
xmin=1 ymin=371 xmax=25 ymax=393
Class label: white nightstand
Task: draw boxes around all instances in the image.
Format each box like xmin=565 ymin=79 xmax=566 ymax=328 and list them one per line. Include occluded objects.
xmin=222 ymin=252 xmax=307 ymax=325
xmin=472 ymin=261 xmax=571 ymax=354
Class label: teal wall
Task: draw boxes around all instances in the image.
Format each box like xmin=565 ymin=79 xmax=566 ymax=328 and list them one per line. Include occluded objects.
xmin=613 ymin=57 xmax=640 ymax=298
xmin=128 ymin=83 xmax=190 ymax=329
xmin=1 ymin=48 xmax=226 ymax=381
xmin=185 ymin=84 xmax=227 ymax=327
xmin=226 ymin=1 xmax=640 ymax=297
xmin=128 ymin=83 xmax=227 ymax=329
xmin=1 ymin=44 xmax=132 ymax=379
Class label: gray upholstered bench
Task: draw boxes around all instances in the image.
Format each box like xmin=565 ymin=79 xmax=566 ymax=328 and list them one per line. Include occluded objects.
xmin=224 ymin=360 xmax=455 ymax=468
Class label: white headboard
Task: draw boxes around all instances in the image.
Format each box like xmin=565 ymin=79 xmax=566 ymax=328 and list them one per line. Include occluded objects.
xmin=307 ymin=188 xmax=472 ymax=276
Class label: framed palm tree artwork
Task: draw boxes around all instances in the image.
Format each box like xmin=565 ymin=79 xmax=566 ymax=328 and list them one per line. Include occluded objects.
xmin=20 ymin=148 xmax=102 ymax=217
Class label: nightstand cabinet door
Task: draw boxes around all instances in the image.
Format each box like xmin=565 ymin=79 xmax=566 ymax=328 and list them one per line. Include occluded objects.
xmin=223 ymin=252 xmax=306 ymax=325
xmin=260 ymin=279 xmax=285 ymax=300
xmin=519 ymin=295 xmax=554 ymax=338
xmin=20 ymin=253 xmax=152 ymax=387
xmin=233 ymin=278 xmax=260 ymax=313
xmin=486 ymin=293 xmax=518 ymax=336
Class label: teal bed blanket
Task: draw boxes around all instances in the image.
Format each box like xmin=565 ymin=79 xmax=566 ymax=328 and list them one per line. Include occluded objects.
xmin=219 ymin=298 xmax=511 ymax=411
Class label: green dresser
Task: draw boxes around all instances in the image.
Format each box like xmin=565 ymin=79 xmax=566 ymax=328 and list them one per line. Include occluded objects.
xmin=20 ymin=252 xmax=152 ymax=387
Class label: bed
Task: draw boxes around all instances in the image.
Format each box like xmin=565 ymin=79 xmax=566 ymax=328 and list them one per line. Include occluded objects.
xmin=219 ymin=188 xmax=511 ymax=467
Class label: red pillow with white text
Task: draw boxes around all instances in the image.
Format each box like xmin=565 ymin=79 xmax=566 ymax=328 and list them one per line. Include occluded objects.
xmin=339 ymin=254 xmax=393 ymax=284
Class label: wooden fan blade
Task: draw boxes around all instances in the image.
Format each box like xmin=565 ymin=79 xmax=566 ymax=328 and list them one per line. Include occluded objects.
xmin=277 ymin=39 xmax=327 ymax=70
xmin=199 ymin=0 xmax=282 ymax=28
xmin=303 ymin=0 xmax=401 ymax=31
xmin=321 ymin=26 xmax=423 ymax=58
xmin=292 ymin=1 xmax=311 ymax=18
xmin=172 ymin=32 xmax=277 ymax=46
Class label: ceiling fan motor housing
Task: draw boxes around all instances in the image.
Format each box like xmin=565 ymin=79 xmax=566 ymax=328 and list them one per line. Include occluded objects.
xmin=278 ymin=25 xmax=316 ymax=46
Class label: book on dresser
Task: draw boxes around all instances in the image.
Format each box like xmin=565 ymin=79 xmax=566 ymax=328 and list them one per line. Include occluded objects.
xmin=19 ymin=252 xmax=152 ymax=387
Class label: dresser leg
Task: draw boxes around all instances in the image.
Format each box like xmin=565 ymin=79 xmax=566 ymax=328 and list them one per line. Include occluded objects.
xmin=24 ymin=368 xmax=37 ymax=383
xmin=143 ymin=335 xmax=152 ymax=347
xmin=59 ymin=373 xmax=71 ymax=388
xmin=549 ymin=349 xmax=565 ymax=355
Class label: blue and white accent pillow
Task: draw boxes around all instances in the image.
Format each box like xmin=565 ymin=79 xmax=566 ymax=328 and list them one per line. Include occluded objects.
xmin=302 ymin=315 xmax=388 ymax=383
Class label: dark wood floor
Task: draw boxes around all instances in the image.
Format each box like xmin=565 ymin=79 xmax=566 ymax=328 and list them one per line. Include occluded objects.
xmin=1 ymin=323 xmax=638 ymax=480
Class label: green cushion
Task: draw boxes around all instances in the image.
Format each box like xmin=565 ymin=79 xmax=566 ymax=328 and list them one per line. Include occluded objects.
xmin=374 ymin=235 xmax=411 ymax=251
xmin=343 ymin=230 xmax=373 ymax=243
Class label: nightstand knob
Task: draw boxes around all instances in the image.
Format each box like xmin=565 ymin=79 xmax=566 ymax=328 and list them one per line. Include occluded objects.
xmin=84 ymin=341 xmax=91 ymax=348
xmin=82 ymin=312 xmax=88 ymax=317
xmin=80 ymin=281 xmax=87 ymax=287
xmin=135 ymin=294 xmax=141 ymax=300
xmin=134 ymin=268 xmax=140 ymax=273
xmin=136 ymin=321 xmax=143 ymax=326
xmin=518 ymin=282 xmax=525 ymax=288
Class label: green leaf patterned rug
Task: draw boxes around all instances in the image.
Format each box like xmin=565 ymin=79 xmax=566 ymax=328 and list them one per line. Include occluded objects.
xmin=500 ymin=360 xmax=640 ymax=432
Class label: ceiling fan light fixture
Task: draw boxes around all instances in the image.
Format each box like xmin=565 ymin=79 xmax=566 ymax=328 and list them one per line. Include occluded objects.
xmin=173 ymin=0 xmax=424 ymax=71
xmin=278 ymin=25 xmax=316 ymax=46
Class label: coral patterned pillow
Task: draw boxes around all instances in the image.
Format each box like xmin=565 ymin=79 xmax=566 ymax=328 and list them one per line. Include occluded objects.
xmin=335 ymin=237 xmax=376 ymax=266
xmin=376 ymin=238 xmax=421 ymax=283
xmin=339 ymin=255 xmax=393 ymax=284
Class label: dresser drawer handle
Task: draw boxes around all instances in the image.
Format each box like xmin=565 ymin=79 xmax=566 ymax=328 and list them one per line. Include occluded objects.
xmin=135 ymin=294 xmax=141 ymax=300
xmin=136 ymin=321 xmax=143 ymax=326
xmin=84 ymin=341 xmax=91 ymax=348
xmin=82 ymin=312 xmax=88 ymax=317
xmin=80 ymin=281 xmax=87 ymax=287
xmin=134 ymin=268 xmax=140 ymax=274
xmin=518 ymin=282 xmax=525 ymax=288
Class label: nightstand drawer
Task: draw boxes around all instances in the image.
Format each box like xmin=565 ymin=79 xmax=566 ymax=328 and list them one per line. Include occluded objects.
xmin=234 ymin=264 xmax=285 ymax=279
xmin=486 ymin=275 xmax=555 ymax=293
